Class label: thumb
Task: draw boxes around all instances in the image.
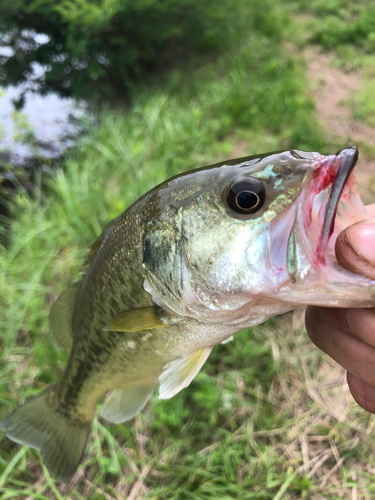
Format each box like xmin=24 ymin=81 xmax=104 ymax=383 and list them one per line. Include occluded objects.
xmin=335 ymin=219 xmax=375 ymax=280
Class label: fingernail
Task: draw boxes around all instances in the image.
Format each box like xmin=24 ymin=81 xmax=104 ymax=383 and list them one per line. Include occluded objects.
xmin=343 ymin=308 xmax=357 ymax=334
xmin=345 ymin=220 xmax=375 ymax=265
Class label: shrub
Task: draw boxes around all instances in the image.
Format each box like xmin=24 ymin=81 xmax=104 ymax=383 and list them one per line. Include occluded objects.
xmin=0 ymin=0 xmax=250 ymax=100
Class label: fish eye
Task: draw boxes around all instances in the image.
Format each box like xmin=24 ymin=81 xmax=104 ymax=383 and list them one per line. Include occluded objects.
xmin=226 ymin=179 xmax=266 ymax=214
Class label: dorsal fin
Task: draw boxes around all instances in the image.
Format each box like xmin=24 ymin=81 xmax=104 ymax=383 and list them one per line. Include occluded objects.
xmin=49 ymin=281 xmax=82 ymax=350
xmin=80 ymin=214 xmax=125 ymax=274
xmin=80 ymin=232 xmax=104 ymax=272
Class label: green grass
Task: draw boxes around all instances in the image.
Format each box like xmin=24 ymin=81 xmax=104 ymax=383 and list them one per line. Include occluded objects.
xmin=289 ymin=0 xmax=375 ymax=66
xmin=288 ymin=0 xmax=375 ymax=165
xmin=293 ymin=0 xmax=375 ymax=52
xmin=1 ymin=1 xmax=375 ymax=499
xmin=353 ymin=78 xmax=375 ymax=127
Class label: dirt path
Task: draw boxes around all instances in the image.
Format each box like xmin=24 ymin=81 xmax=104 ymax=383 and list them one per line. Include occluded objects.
xmin=305 ymin=48 xmax=375 ymax=204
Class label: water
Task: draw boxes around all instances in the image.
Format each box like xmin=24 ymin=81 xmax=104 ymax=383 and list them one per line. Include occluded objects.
xmin=0 ymin=85 xmax=85 ymax=166
xmin=0 ymin=36 xmax=86 ymax=213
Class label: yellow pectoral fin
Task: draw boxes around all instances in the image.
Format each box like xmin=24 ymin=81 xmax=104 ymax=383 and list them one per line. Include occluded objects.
xmin=103 ymin=306 xmax=171 ymax=332
xmin=159 ymin=347 xmax=212 ymax=400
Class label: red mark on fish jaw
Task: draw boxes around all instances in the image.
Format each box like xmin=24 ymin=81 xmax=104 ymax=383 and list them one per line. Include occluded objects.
xmin=311 ymin=157 xmax=354 ymax=265
xmin=309 ymin=160 xmax=337 ymax=264
xmin=301 ymin=157 xmax=339 ymax=269
xmin=304 ymin=159 xmax=336 ymax=227
xmin=311 ymin=162 xmax=336 ymax=191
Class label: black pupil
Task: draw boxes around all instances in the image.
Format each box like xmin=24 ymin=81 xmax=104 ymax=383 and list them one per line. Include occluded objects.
xmin=226 ymin=178 xmax=265 ymax=215
xmin=236 ymin=190 xmax=259 ymax=210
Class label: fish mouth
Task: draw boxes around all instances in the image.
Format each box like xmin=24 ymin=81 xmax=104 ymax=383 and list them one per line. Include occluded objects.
xmin=315 ymin=147 xmax=359 ymax=261
xmin=302 ymin=146 xmax=365 ymax=267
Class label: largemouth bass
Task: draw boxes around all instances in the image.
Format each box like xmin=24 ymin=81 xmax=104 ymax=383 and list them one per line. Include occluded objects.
xmin=1 ymin=147 xmax=374 ymax=482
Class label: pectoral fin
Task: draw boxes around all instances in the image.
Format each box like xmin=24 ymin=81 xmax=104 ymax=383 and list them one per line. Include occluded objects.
xmin=49 ymin=281 xmax=82 ymax=350
xmin=103 ymin=306 xmax=172 ymax=332
xmin=159 ymin=347 xmax=212 ymax=400
xmin=221 ymin=335 xmax=233 ymax=344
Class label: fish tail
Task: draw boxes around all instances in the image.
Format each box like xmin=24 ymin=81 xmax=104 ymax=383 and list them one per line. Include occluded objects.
xmin=0 ymin=384 xmax=91 ymax=483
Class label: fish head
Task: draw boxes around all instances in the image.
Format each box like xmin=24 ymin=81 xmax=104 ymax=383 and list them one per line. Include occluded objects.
xmin=143 ymin=148 xmax=374 ymax=327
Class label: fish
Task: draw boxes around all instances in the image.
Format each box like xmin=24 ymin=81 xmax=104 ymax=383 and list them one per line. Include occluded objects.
xmin=1 ymin=146 xmax=374 ymax=483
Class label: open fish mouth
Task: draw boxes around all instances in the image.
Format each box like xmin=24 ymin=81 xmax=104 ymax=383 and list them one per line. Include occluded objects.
xmin=301 ymin=146 xmax=367 ymax=268
xmin=316 ymin=147 xmax=359 ymax=260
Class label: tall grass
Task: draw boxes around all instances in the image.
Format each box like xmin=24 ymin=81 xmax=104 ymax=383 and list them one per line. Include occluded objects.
xmin=2 ymin=1 xmax=374 ymax=499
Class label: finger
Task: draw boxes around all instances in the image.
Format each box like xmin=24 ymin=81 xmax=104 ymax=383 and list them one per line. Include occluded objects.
xmin=333 ymin=218 xmax=375 ymax=343
xmin=307 ymin=214 xmax=375 ymax=415
xmin=307 ymin=307 xmax=348 ymax=332
xmin=305 ymin=307 xmax=375 ymax=388
xmin=310 ymin=216 xmax=375 ymax=333
xmin=335 ymin=219 xmax=375 ymax=280
xmin=307 ymin=304 xmax=375 ymax=348
xmin=345 ymin=308 xmax=375 ymax=346
xmin=347 ymin=372 xmax=375 ymax=414
xmin=365 ymin=203 xmax=375 ymax=218
xmin=308 ymin=219 xmax=375 ymax=338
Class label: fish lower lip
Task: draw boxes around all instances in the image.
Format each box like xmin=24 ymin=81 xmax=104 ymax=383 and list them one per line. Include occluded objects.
xmin=317 ymin=146 xmax=359 ymax=261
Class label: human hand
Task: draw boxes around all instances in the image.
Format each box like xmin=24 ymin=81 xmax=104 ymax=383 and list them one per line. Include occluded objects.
xmin=305 ymin=203 xmax=375 ymax=414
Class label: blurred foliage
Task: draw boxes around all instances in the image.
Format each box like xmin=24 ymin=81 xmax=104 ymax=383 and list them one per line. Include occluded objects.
xmin=353 ymin=80 xmax=375 ymax=127
xmin=295 ymin=0 xmax=375 ymax=51
xmin=0 ymin=0 xmax=280 ymax=100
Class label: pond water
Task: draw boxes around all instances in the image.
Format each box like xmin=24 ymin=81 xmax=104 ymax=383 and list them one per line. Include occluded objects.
xmin=0 ymin=38 xmax=86 ymax=213
xmin=0 ymin=84 xmax=85 ymax=167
